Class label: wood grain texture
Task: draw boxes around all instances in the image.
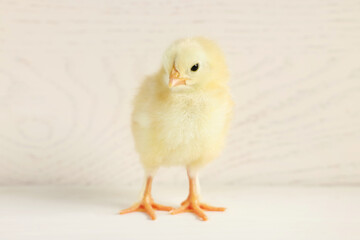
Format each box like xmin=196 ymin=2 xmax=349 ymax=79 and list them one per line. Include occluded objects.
xmin=0 ymin=0 xmax=359 ymax=186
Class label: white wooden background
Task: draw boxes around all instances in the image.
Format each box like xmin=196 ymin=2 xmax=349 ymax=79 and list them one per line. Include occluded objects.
xmin=0 ymin=0 xmax=359 ymax=186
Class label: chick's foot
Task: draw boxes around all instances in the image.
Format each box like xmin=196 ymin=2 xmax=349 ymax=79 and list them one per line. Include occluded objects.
xmin=120 ymin=196 xmax=173 ymax=220
xmin=171 ymin=196 xmax=226 ymax=221
xmin=120 ymin=176 xmax=173 ymax=220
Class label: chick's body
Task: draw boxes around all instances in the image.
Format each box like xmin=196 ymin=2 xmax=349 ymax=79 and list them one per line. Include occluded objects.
xmin=121 ymin=37 xmax=233 ymax=221
xmin=132 ymin=69 xmax=232 ymax=169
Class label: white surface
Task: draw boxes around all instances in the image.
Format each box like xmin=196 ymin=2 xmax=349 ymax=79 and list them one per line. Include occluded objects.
xmin=1 ymin=0 xmax=360 ymax=185
xmin=1 ymin=186 xmax=360 ymax=240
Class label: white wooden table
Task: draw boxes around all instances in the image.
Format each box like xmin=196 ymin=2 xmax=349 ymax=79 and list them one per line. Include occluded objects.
xmin=1 ymin=186 xmax=360 ymax=240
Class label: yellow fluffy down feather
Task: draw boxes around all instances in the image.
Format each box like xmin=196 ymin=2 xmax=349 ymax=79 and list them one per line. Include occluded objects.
xmin=132 ymin=37 xmax=233 ymax=174
xmin=120 ymin=37 xmax=234 ymax=221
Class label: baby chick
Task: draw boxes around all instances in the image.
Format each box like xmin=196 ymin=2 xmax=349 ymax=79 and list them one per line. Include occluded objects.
xmin=120 ymin=37 xmax=233 ymax=221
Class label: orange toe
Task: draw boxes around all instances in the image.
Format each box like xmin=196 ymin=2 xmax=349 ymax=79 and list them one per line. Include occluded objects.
xmin=120 ymin=203 xmax=141 ymax=214
xmin=152 ymin=202 xmax=174 ymax=211
xmin=200 ymin=203 xmax=226 ymax=211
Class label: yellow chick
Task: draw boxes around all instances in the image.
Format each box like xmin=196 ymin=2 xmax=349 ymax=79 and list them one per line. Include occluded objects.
xmin=120 ymin=37 xmax=233 ymax=221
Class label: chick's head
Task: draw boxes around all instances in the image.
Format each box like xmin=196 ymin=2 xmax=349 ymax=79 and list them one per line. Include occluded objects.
xmin=162 ymin=37 xmax=229 ymax=92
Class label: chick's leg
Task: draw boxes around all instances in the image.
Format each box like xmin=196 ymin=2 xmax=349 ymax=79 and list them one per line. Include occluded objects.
xmin=171 ymin=168 xmax=226 ymax=221
xmin=120 ymin=176 xmax=173 ymax=220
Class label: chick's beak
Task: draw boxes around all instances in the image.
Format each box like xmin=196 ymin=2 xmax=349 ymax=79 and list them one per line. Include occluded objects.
xmin=169 ymin=66 xmax=187 ymax=88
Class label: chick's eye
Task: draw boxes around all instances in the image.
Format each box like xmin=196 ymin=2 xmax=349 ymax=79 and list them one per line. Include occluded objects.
xmin=191 ymin=63 xmax=199 ymax=72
